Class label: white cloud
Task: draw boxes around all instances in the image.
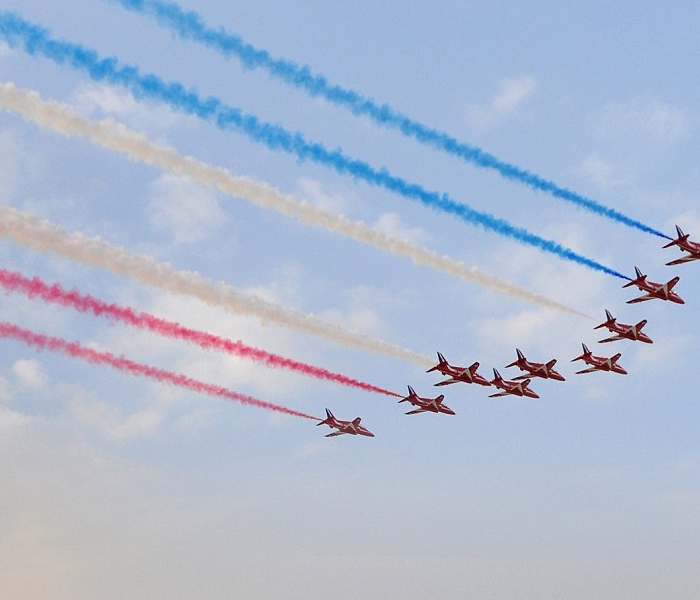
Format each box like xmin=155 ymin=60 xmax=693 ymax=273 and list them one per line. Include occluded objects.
xmin=0 ymin=406 xmax=33 ymax=430
xmin=11 ymin=359 xmax=46 ymax=390
xmin=373 ymin=212 xmax=430 ymax=246
xmin=600 ymin=99 xmax=689 ymax=142
xmin=296 ymin=177 xmax=346 ymax=213
xmin=578 ymin=154 xmax=627 ymax=189
xmin=71 ymin=83 xmax=181 ymax=131
xmin=467 ymin=76 xmax=537 ymax=128
xmin=319 ymin=285 xmax=392 ymax=339
xmin=665 ymin=210 xmax=700 ymax=237
xmin=69 ymin=395 xmax=164 ymax=442
xmin=0 ymin=42 xmax=13 ymax=59
xmin=147 ymin=173 xmax=227 ymax=244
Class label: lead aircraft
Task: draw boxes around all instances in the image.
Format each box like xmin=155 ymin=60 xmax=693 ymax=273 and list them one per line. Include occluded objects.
xmin=398 ymin=385 xmax=455 ymax=416
xmin=571 ymin=343 xmax=627 ymax=375
xmin=317 ymin=409 xmax=375 ymax=437
xmin=427 ymin=352 xmax=491 ymax=387
xmin=594 ymin=309 xmax=653 ymax=344
xmin=489 ymin=368 xmax=539 ymax=398
xmin=505 ymin=348 xmax=565 ymax=381
xmin=623 ymin=267 xmax=684 ymax=304
xmin=663 ymin=225 xmax=700 ymax=265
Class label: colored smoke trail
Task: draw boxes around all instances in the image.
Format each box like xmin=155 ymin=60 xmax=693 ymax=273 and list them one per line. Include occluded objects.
xmin=0 ymin=267 xmax=400 ymax=397
xmin=0 ymin=206 xmax=433 ymax=366
xmin=0 ymin=321 xmax=317 ymax=419
xmin=109 ymin=0 xmax=667 ymax=240
xmin=0 ymin=12 xmax=629 ymax=278
xmin=0 ymin=82 xmax=591 ymax=318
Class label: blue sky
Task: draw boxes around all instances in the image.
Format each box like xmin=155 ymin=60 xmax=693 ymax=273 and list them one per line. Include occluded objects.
xmin=0 ymin=1 xmax=698 ymax=598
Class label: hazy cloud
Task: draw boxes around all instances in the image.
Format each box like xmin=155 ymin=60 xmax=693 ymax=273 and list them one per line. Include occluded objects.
xmin=71 ymin=83 xmax=181 ymax=131
xmin=600 ymin=99 xmax=689 ymax=142
xmin=578 ymin=154 xmax=627 ymax=189
xmin=467 ymin=76 xmax=537 ymax=128
xmin=147 ymin=173 xmax=227 ymax=244
xmin=296 ymin=177 xmax=347 ymax=213
xmin=11 ymin=359 xmax=46 ymax=390
xmin=373 ymin=212 xmax=430 ymax=246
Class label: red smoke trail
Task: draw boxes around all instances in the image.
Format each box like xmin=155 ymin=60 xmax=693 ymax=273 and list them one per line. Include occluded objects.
xmin=0 ymin=268 xmax=400 ymax=397
xmin=0 ymin=321 xmax=318 ymax=420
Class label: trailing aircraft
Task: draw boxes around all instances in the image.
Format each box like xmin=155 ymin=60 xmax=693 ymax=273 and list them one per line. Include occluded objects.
xmin=594 ymin=309 xmax=653 ymax=344
xmin=623 ymin=267 xmax=684 ymax=304
xmin=663 ymin=225 xmax=700 ymax=265
xmin=505 ymin=348 xmax=565 ymax=381
xmin=489 ymin=368 xmax=539 ymax=398
xmin=316 ymin=409 xmax=375 ymax=437
xmin=398 ymin=385 xmax=455 ymax=415
xmin=571 ymin=343 xmax=627 ymax=375
xmin=427 ymin=352 xmax=491 ymax=387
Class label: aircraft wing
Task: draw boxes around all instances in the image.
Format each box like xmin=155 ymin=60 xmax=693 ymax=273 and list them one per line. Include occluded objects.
xmin=488 ymin=390 xmax=511 ymax=397
xmin=666 ymin=254 xmax=699 ymax=265
xmin=627 ymin=294 xmax=653 ymax=304
xmin=405 ymin=407 xmax=427 ymax=415
xmin=325 ymin=430 xmax=348 ymax=437
xmin=434 ymin=378 xmax=458 ymax=386
xmin=575 ymin=366 xmax=600 ymax=374
xmin=598 ymin=334 xmax=625 ymax=343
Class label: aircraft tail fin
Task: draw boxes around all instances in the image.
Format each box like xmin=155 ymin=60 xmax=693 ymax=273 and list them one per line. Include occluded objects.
xmin=622 ymin=267 xmax=645 ymax=288
xmin=399 ymin=385 xmax=416 ymax=403
xmin=594 ymin=310 xmax=614 ymax=329
xmin=318 ymin=408 xmax=334 ymax=425
xmin=663 ymin=225 xmax=687 ymax=248
xmin=572 ymin=343 xmax=590 ymax=362
xmin=426 ymin=352 xmax=447 ymax=373
xmin=505 ymin=348 xmax=524 ymax=368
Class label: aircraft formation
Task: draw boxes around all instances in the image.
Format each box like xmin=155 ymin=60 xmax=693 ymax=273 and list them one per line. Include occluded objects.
xmin=320 ymin=225 xmax=695 ymax=438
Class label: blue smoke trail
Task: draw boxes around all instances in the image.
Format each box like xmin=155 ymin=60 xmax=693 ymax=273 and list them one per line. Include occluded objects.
xmin=0 ymin=11 xmax=629 ymax=279
xmin=107 ymin=0 xmax=669 ymax=241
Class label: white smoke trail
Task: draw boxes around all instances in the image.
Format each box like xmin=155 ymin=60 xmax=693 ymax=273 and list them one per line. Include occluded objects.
xmin=0 ymin=205 xmax=432 ymax=365
xmin=0 ymin=81 xmax=589 ymax=319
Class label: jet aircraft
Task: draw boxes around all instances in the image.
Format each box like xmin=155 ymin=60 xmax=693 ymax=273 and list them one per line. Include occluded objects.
xmin=505 ymin=348 xmax=565 ymax=381
xmin=317 ymin=409 xmax=375 ymax=437
xmin=571 ymin=343 xmax=627 ymax=375
xmin=398 ymin=385 xmax=455 ymax=416
xmin=594 ymin=309 xmax=653 ymax=344
xmin=622 ymin=267 xmax=684 ymax=304
xmin=663 ymin=225 xmax=700 ymax=265
xmin=427 ymin=352 xmax=491 ymax=387
xmin=489 ymin=368 xmax=539 ymax=398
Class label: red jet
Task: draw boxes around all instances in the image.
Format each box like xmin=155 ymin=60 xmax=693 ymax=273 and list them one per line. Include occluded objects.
xmin=663 ymin=225 xmax=700 ymax=265
xmin=489 ymin=368 xmax=539 ymax=398
xmin=427 ymin=352 xmax=491 ymax=387
xmin=505 ymin=348 xmax=565 ymax=381
xmin=571 ymin=343 xmax=627 ymax=375
xmin=399 ymin=386 xmax=455 ymax=416
xmin=622 ymin=267 xmax=684 ymax=304
xmin=317 ymin=409 xmax=375 ymax=438
xmin=594 ymin=309 xmax=653 ymax=344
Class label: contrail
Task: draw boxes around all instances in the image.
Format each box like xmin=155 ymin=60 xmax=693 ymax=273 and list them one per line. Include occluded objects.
xmin=106 ymin=0 xmax=669 ymax=240
xmin=0 ymin=205 xmax=432 ymax=366
xmin=0 ymin=11 xmax=634 ymax=276
xmin=0 ymin=320 xmax=318 ymax=419
xmin=0 ymin=267 xmax=401 ymax=397
xmin=0 ymin=82 xmax=591 ymax=318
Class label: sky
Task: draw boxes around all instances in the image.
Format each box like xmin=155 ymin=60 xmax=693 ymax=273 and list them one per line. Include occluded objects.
xmin=0 ymin=1 xmax=698 ymax=598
